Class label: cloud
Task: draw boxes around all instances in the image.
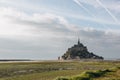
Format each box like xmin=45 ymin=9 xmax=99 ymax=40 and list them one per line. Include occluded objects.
xmin=0 ymin=7 xmax=120 ymax=59
xmin=73 ymin=0 xmax=94 ymax=16
xmin=1 ymin=0 xmax=119 ymax=26
xmin=0 ymin=7 xmax=79 ymax=40
xmin=96 ymin=0 xmax=119 ymax=23
xmin=72 ymin=1 xmax=120 ymax=27
xmin=77 ymin=0 xmax=120 ymax=13
xmin=0 ymin=7 xmax=32 ymax=39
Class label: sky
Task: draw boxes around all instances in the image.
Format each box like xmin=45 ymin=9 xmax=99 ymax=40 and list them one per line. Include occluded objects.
xmin=0 ymin=0 xmax=120 ymax=60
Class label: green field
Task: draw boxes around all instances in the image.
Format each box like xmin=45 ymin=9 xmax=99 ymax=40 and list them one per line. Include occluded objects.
xmin=0 ymin=60 xmax=119 ymax=80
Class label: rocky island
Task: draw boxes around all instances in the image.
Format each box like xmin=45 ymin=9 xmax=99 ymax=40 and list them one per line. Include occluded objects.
xmin=61 ymin=39 xmax=104 ymax=60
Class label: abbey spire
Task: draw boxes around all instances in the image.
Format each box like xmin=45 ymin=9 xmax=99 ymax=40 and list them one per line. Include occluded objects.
xmin=78 ymin=38 xmax=80 ymax=45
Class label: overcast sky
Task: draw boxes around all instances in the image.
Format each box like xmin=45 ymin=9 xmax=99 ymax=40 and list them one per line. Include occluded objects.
xmin=0 ymin=0 xmax=120 ymax=60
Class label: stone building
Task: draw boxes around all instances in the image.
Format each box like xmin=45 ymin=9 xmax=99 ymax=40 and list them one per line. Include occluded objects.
xmin=61 ymin=39 xmax=104 ymax=60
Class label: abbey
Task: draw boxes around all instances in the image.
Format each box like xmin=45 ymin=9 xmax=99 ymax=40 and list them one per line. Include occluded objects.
xmin=61 ymin=39 xmax=104 ymax=60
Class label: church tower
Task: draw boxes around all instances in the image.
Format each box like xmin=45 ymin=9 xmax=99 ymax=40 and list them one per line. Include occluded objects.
xmin=78 ymin=38 xmax=80 ymax=45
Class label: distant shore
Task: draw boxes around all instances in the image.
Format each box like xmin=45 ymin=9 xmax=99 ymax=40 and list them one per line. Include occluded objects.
xmin=0 ymin=59 xmax=120 ymax=63
xmin=0 ymin=59 xmax=31 ymax=61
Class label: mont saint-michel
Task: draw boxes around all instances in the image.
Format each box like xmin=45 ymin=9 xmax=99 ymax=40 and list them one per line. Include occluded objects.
xmin=61 ymin=39 xmax=104 ymax=60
